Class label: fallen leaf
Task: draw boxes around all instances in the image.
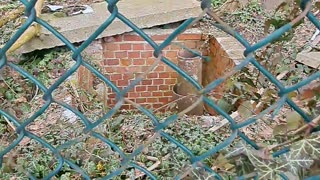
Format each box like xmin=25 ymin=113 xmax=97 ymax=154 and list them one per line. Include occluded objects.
xmin=286 ymin=111 xmax=304 ymax=131
xmin=238 ymin=100 xmax=254 ymax=119
xmin=298 ymin=80 xmax=320 ymax=100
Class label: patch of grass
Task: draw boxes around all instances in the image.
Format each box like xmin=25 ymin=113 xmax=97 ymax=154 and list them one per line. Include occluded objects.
xmin=211 ymin=0 xmax=227 ymax=8
xmin=19 ymin=48 xmax=72 ymax=87
xmin=232 ymin=0 xmax=263 ymax=22
xmin=0 ymin=0 xmax=21 ymax=12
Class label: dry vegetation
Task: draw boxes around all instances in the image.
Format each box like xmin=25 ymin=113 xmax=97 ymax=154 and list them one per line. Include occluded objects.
xmin=0 ymin=0 xmax=319 ymax=179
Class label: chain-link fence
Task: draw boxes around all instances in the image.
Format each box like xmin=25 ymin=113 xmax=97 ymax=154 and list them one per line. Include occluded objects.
xmin=0 ymin=0 xmax=320 ymax=179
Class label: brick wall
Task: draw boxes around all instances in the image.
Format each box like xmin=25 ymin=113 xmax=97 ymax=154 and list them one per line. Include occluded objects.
xmin=77 ymin=27 xmax=246 ymax=113
xmin=202 ymin=34 xmax=245 ymax=115
xmin=100 ymin=28 xmax=206 ymax=110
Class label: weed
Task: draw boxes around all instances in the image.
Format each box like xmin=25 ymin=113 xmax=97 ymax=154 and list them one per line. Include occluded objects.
xmin=211 ymin=0 xmax=227 ymax=8
xmin=231 ymin=0 xmax=263 ymax=24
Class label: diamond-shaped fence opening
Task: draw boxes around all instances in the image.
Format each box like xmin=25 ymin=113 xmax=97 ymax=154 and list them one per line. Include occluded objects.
xmin=0 ymin=0 xmax=320 ymax=179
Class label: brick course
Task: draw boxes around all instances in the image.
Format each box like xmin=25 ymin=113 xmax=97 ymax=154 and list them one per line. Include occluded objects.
xmin=100 ymin=30 xmax=205 ymax=110
xmin=77 ymin=27 xmax=234 ymax=112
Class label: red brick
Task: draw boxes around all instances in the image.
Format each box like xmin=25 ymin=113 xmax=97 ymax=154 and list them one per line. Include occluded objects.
xmin=110 ymin=74 xmax=122 ymax=81
xmin=141 ymin=92 xmax=152 ymax=97
xmin=164 ymin=91 xmax=173 ymax=96
xmin=170 ymin=43 xmax=182 ymax=50
xmin=128 ymin=92 xmax=140 ymax=98
xmin=135 ymin=85 xmax=147 ymax=92
xmin=128 ymin=66 xmax=141 ymax=73
xmin=123 ymin=73 xmax=135 ymax=80
xmin=202 ymin=50 xmax=209 ymax=56
xmin=168 ymin=85 xmax=175 ymax=90
xmin=153 ymin=79 xmax=164 ymax=85
xmin=159 ymin=72 xmax=170 ymax=78
xmin=159 ymin=97 xmax=169 ymax=103
xmin=105 ymin=59 xmax=120 ymax=66
xmin=121 ymin=104 xmax=132 ymax=109
xmin=153 ymin=104 xmax=163 ymax=109
xmin=141 ymin=66 xmax=152 ymax=73
xmin=142 ymin=80 xmax=152 ymax=85
xmin=123 ymin=34 xmax=144 ymax=41
xmin=146 ymin=58 xmax=155 ymax=65
xmin=128 ymin=51 xmax=141 ymax=59
xmin=151 ymin=34 xmax=169 ymax=41
xmin=177 ymin=34 xmax=202 ymax=40
xmin=104 ymin=35 xmax=123 ymax=42
xmin=104 ymin=51 xmax=115 ymax=58
xmin=165 ymin=65 xmax=176 ymax=72
xmin=108 ymin=93 xmax=116 ymax=98
xmin=184 ymin=41 xmax=198 ymax=49
xmin=170 ymin=72 xmax=178 ymax=78
xmin=141 ymin=51 xmax=153 ymax=58
xmin=159 ymin=85 xmax=169 ymax=90
xmin=136 ymin=98 xmax=147 ymax=103
xmin=78 ymin=66 xmax=93 ymax=92
xmin=120 ymin=43 xmax=132 ymax=50
xmin=132 ymin=59 xmax=145 ymax=65
xmin=120 ymin=59 xmax=131 ymax=66
xmin=105 ymin=43 xmax=119 ymax=51
xmin=152 ymin=92 xmax=163 ymax=96
xmin=145 ymin=44 xmax=154 ymax=50
xmin=133 ymin=43 xmax=145 ymax=50
xmin=154 ymin=65 xmax=165 ymax=72
xmin=147 ymin=86 xmax=158 ymax=91
xmin=105 ymin=67 xmax=115 ymax=73
xmin=196 ymin=41 xmax=205 ymax=48
xmin=147 ymin=98 xmax=158 ymax=103
xmin=113 ymin=67 xmax=127 ymax=74
xmin=165 ymin=51 xmax=177 ymax=58
xmin=165 ymin=45 xmax=171 ymax=50
xmin=117 ymin=80 xmax=128 ymax=86
xmin=115 ymin=51 xmax=128 ymax=58
xmin=147 ymin=73 xmax=158 ymax=78
xmin=165 ymin=78 xmax=176 ymax=84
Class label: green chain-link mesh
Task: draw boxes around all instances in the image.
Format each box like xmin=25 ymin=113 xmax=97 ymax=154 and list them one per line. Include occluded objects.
xmin=0 ymin=0 xmax=320 ymax=179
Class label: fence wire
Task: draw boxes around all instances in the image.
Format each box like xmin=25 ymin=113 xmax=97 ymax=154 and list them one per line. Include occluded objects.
xmin=0 ymin=0 xmax=320 ymax=179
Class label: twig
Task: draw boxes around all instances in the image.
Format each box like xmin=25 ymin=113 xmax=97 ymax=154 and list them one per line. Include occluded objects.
xmin=291 ymin=114 xmax=320 ymax=136
xmin=3 ymin=116 xmax=16 ymax=131
xmin=128 ymin=154 xmax=171 ymax=180
xmin=208 ymin=111 xmax=239 ymax=132
xmin=153 ymin=93 xmax=199 ymax=112
xmin=290 ymin=1 xmax=312 ymax=26
xmin=0 ymin=5 xmax=24 ymax=28
xmin=30 ymin=84 xmax=39 ymax=103
xmin=177 ymin=95 xmax=203 ymax=117
xmin=267 ymin=135 xmax=303 ymax=152
xmin=276 ymin=70 xmax=289 ymax=80
xmin=266 ymin=115 xmax=320 ymax=151
xmin=2 ymin=78 xmax=18 ymax=96
xmin=69 ymin=80 xmax=85 ymax=113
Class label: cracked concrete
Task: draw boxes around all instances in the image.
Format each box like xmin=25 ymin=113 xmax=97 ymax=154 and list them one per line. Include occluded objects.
xmin=15 ymin=0 xmax=202 ymax=54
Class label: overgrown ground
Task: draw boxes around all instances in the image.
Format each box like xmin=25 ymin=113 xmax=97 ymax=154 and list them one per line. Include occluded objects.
xmin=0 ymin=0 xmax=320 ymax=179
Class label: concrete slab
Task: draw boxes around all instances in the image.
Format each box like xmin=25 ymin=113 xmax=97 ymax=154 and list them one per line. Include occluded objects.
xmin=16 ymin=0 xmax=202 ymax=54
xmin=296 ymin=52 xmax=320 ymax=70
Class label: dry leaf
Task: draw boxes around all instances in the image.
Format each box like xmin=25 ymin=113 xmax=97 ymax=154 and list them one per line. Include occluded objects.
xmin=238 ymin=100 xmax=254 ymax=119
xmin=298 ymin=81 xmax=320 ymax=100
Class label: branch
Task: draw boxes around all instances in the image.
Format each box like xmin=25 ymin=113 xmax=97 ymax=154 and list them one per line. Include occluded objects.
xmin=4 ymin=0 xmax=45 ymax=55
xmin=291 ymin=114 xmax=320 ymax=136
xmin=0 ymin=6 xmax=25 ymax=28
